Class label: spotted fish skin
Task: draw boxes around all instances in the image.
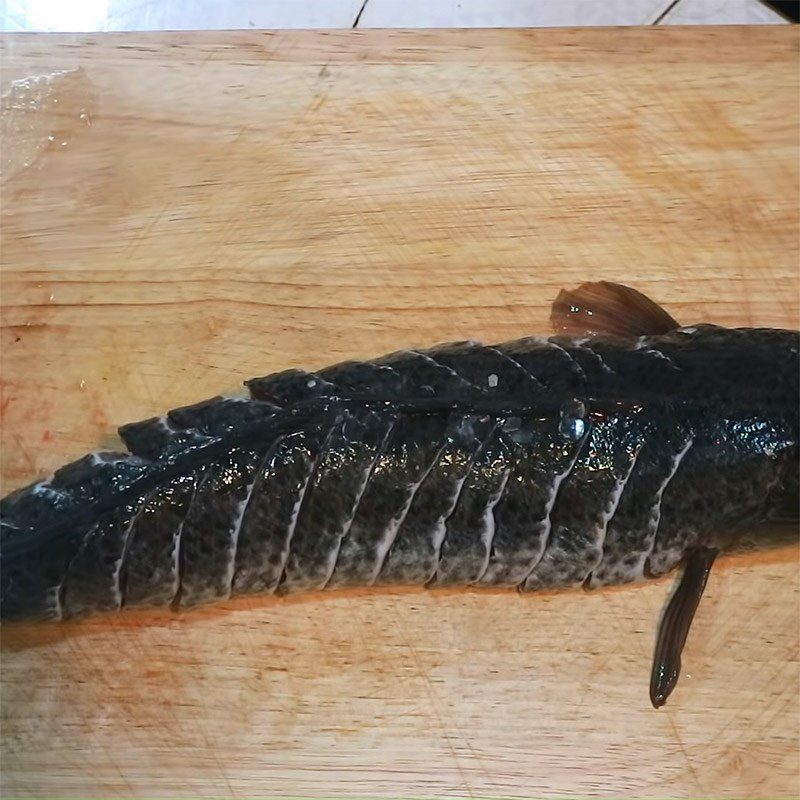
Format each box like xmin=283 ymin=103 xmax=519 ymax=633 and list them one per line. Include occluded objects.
xmin=1 ymin=323 xmax=797 ymax=623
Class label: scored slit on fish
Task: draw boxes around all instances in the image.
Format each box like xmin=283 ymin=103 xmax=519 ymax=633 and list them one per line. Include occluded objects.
xmin=369 ymin=433 xmax=450 ymax=585
xmin=322 ymin=419 xmax=397 ymax=590
xmin=429 ymin=421 xmax=498 ymax=584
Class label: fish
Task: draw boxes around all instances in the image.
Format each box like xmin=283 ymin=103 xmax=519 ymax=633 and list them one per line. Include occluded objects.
xmin=1 ymin=281 xmax=797 ymax=708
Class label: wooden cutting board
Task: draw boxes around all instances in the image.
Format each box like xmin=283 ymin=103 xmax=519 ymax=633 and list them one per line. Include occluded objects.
xmin=1 ymin=27 xmax=798 ymax=799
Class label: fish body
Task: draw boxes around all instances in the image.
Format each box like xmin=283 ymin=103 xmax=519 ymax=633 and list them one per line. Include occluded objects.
xmin=1 ymin=282 xmax=797 ymax=706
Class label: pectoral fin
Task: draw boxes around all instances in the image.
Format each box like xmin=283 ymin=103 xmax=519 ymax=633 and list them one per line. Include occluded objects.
xmin=551 ymin=281 xmax=680 ymax=338
xmin=650 ymin=547 xmax=717 ymax=709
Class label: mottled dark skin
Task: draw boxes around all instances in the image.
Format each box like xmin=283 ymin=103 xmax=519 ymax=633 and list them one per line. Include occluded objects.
xmin=380 ymin=414 xmax=494 ymax=585
xmin=61 ymin=505 xmax=138 ymax=618
xmin=480 ymin=415 xmax=584 ymax=587
xmin=279 ymin=411 xmax=391 ymax=594
xmin=330 ymin=412 xmax=450 ymax=588
xmin=176 ymin=448 xmax=262 ymax=608
xmin=434 ymin=423 xmax=511 ymax=586
xmin=123 ymin=473 xmax=198 ymax=607
xmin=232 ymin=423 xmax=332 ymax=596
xmin=1 ymin=282 xmax=797 ymax=709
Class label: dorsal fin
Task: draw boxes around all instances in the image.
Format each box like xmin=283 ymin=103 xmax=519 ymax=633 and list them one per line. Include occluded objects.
xmin=551 ymin=281 xmax=680 ymax=338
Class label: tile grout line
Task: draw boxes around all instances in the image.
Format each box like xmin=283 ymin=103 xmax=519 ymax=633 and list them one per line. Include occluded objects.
xmin=352 ymin=0 xmax=370 ymax=28
xmin=652 ymin=0 xmax=683 ymax=24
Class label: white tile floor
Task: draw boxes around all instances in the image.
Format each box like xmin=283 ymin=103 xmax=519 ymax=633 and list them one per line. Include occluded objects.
xmin=660 ymin=0 xmax=786 ymax=24
xmin=0 ymin=0 xmax=790 ymax=31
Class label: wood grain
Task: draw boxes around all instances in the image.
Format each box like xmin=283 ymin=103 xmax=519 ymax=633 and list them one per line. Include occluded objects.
xmin=1 ymin=27 xmax=798 ymax=799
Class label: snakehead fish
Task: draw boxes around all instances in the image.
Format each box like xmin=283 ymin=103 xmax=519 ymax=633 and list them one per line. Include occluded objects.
xmin=1 ymin=281 xmax=797 ymax=708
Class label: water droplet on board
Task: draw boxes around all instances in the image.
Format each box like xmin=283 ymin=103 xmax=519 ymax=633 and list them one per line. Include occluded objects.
xmin=1 ymin=68 xmax=97 ymax=180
